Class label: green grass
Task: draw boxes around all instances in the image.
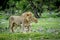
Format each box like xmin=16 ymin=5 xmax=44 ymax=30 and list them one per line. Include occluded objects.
xmin=0 ymin=32 xmax=60 ymax=40
xmin=32 ymin=17 xmax=60 ymax=30
xmin=0 ymin=17 xmax=60 ymax=40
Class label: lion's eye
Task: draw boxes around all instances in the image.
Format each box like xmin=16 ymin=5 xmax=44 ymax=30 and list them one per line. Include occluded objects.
xmin=27 ymin=14 xmax=29 ymax=16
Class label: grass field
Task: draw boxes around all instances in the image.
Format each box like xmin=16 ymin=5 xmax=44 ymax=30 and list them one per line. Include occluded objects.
xmin=32 ymin=17 xmax=60 ymax=31
xmin=0 ymin=17 xmax=60 ymax=40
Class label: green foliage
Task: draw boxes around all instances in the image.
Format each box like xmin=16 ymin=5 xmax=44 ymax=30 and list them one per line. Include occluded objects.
xmin=0 ymin=0 xmax=60 ymax=39
xmin=41 ymin=11 xmax=60 ymax=18
xmin=32 ymin=17 xmax=60 ymax=30
xmin=0 ymin=32 xmax=60 ymax=40
xmin=0 ymin=16 xmax=60 ymax=40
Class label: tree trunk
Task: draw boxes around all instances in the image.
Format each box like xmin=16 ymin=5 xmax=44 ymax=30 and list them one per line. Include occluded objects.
xmin=28 ymin=0 xmax=40 ymax=18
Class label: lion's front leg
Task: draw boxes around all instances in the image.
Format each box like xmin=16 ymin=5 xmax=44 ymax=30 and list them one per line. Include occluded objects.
xmin=24 ymin=25 xmax=31 ymax=33
xmin=20 ymin=24 xmax=25 ymax=33
xmin=21 ymin=24 xmax=29 ymax=33
xmin=27 ymin=25 xmax=32 ymax=32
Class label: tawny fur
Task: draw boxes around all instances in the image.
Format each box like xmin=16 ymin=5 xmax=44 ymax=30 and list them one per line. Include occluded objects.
xmin=9 ymin=11 xmax=38 ymax=32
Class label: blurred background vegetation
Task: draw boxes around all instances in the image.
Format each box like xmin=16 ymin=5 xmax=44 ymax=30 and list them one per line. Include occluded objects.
xmin=0 ymin=0 xmax=60 ymax=18
xmin=0 ymin=0 xmax=60 ymax=40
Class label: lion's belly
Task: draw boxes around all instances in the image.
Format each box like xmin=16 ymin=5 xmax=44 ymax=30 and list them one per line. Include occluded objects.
xmin=12 ymin=16 xmax=23 ymax=25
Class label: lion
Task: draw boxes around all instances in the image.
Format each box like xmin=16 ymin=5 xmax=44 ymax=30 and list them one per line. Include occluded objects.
xmin=22 ymin=12 xmax=38 ymax=32
xmin=23 ymin=17 xmax=38 ymax=32
xmin=9 ymin=11 xmax=38 ymax=32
